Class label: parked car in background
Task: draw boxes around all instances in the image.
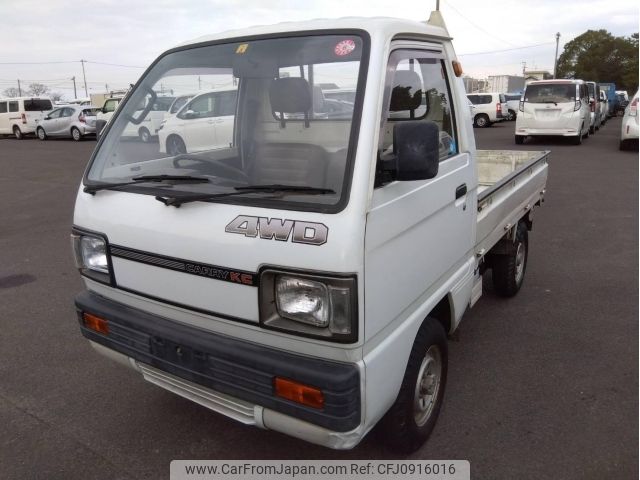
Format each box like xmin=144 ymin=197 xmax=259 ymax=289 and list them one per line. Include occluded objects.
xmin=619 ymin=90 xmax=638 ymax=151
xmin=96 ymin=96 xmax=124 ymax=125
xmin=504 ymin=93 xmax=522 ymax=121
xmin=158 ymin=88 xmax=236 ymax=155
xmin=585 ymin=81 xmax=602 ymax=133
xmin=36 ymin=105 xmax=99 ymax=141
xmin=467 ymin=92 xmax=508 ymax=127
xmin=515 ymin=79 xmax=590 ymax=145
xmin=0 ymin=97 xmax=53 ymax=139
xmin=615 ymin=91 xmax=629 ymax=116
xmin=122 ymin=95 xmax=175 ymax=142
xmin=599 ymin=83 xmax=617 ymax=117
xmin=598 ymin=90 xmax=609 ymax=126
xmin=322 ymin=87 xmax=356 ymax=104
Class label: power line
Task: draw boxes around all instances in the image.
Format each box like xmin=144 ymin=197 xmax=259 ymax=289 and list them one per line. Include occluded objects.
xmin=85 ymin=60 xmax=145 ymax=69
xmin=459 ymin=42 xmax=555 ymax=56
xmin=445 ymin=1 xmax=518 ymax=48
xmin=0 ymin=59 xmax=145 ymax=68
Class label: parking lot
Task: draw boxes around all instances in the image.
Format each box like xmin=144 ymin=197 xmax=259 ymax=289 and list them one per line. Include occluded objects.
xmin=0 ymin=119 xmax=637 ymax=479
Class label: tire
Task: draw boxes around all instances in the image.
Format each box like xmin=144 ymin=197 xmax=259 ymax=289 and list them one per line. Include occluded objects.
xmin=167 ymin=135 xmax=186 ymax=156
xmin=13 ymin=126 xmax=23 ymax=140
xmin=71 ymin=127 xmax=82 ymax=141
xmin=491 ymin=221 xmax=528 ymax=297
xmin=589 ymin=125 xmax=595 ymax=134
xmin=37 ymin=127 xmax=47 ymax=141
xmin=515 ymin=135 xmax=525 ymax=145
xmin=378 ymin=317 xmax=448 ymax=454
xmin=474 ymin=114 xmax=489 ymax=128
xmin=507 ymin=110 xmax=516 ymax=121
xmin=139 ymin=127 xmax=151 ymax=143
xmin=571 ymin=131 xmax=582 ymax=145
xmin=620 ymin=139 xmax=628 ymax=151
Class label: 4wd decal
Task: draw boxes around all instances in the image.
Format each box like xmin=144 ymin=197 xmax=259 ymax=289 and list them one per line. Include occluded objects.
xmin=225 ymin=216 xmax=328 ymax=246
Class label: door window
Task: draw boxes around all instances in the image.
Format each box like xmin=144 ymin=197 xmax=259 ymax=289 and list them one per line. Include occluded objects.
xmin=0 ymin=102 xmax=7 ymax=113
xmin=215 ymin=91 xmax=237 ymax=117
xmin=9 ymin=101 xmax=18 ymax=112
xmin=377 ymin=48 xmax=458 ymax=187
xmin=103 ymin=99 xmax=118 ymax=113
xmin=48 ymin=109 xmax=63 ymax=119
xmin=180 ymin=93 xmax=215 ymax=119
xmin=61 ymin=108 xmax=75 ymax=117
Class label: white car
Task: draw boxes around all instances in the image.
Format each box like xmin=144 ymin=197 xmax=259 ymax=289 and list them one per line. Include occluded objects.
xmin=467 ymin=92 xmax=508 ymax=127
xmin=121 ymin=96 xmax=175 ymax=142
xmin=0 ymin=97 xmax=53 ymax=139
xmin=167 ymin=94 xmax=196 ymax=117
xmin=158 ymin=89 xmax=236 ymax=155
xmin=515 ymin=79 xmax=591 ymax=145
xmin=619 ymin=90 xmax=638 ymax=151
xmin=586 ymin=81 xmax=602 ymax=133
xmin=504 ymin=93 xmax=522 ymax=121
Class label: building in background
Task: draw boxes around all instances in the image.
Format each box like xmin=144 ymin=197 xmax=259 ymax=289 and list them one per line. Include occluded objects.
xmin=488 ymin=75 xmax=525 ymax=94
xmin=524 ymin=70 xmax=553 ymax=84
xmin=462 ymin=76 xmax=489 ymax=93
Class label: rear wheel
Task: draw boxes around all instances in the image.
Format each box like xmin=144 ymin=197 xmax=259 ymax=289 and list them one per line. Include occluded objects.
xmin=139 ymin=127 xmax=151 ymax=143
xmin=571 ymin=130 xmax=582 ymax=145
xmin=515 ymin=135 xmax=525 ymax=145
xmin=378 ymin=317 xmax=448 ymax=454
xmin=474 ymin=114 xmax=490 ymax=128
xmin=507 ymin=110 xmax=516 ymax=121
xmin=71 ymin=127 xmax=82 ymax=141
xmin=491 ymin=221 xmax=528 ymax=297
xmin=620 ymin=139 xmax=629 ymax=151
xmin=13 ymin=126 xmax=23 ymax=140
xmin=37 ymin=127 xmax=47 ymax=141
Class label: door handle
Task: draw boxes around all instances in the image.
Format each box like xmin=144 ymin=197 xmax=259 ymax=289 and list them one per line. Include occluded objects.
xmin=455 ymin=183 xmax=467 ymax=199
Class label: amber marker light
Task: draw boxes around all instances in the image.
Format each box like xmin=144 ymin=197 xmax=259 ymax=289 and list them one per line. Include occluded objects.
xmin=82 ymin=312 xmax=109 ymax=335
xmin=274 ymin=377 xmax=324 ymax=409
xmin=452 ymin=60 xmax=463 ymax=77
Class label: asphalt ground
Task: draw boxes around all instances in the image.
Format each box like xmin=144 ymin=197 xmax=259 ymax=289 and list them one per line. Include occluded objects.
xmin=0 ymin=119 xmax=637 ymax=479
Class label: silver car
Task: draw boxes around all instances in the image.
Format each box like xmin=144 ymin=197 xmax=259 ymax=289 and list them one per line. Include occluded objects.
xmin=36 ymin=105 xmax=99 ymax=141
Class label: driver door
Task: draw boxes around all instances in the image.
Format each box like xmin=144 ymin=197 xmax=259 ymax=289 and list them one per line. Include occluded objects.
xmin=183 ymin=93 xmax=217 ymax=152
xmin=42 ymin=108 xmax=64 ymax=135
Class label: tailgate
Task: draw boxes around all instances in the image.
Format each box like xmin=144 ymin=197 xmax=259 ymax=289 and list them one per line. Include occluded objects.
xmin=475 ymin=150 xmax=549 ymax=256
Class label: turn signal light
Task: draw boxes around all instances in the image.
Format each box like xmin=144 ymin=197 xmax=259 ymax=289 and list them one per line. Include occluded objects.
xmin=274 ymin=377 xmax=324 ymax=409
xmin=82 ymin=312 xmax=109 ymax=335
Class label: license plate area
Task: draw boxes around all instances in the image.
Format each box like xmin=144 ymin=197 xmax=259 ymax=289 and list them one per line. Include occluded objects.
xmin=150 ymin=336 xmax=207 ymax=370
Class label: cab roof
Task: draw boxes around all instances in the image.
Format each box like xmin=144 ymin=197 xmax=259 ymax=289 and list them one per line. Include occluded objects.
xmin=176 ymin=16 xmax=450 ymax=49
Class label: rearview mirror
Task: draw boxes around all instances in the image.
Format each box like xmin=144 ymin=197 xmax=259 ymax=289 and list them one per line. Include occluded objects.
xmin=394 ymin=121 xmax=440 ymax=181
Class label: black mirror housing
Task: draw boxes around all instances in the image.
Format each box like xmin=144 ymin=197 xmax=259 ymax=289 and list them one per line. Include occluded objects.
xmin=394 ymin=121 xmax=440 ymax=181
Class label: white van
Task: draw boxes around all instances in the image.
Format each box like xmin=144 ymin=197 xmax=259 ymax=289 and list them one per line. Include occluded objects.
xmin=466 ymin=92 xmax=507 ymax=127
xmin=515 ymin=79 xmax=590 ymax=145
xmin=0 ymin=97 xmax=54 ymax=139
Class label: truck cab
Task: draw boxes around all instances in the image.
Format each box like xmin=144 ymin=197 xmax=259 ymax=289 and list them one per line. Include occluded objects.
xmin=72 ymin=12 xmax=548 ymax=452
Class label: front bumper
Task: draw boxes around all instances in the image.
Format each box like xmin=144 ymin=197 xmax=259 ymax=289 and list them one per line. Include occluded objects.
xmin=75 ymin=291 xmax=363 ymax=448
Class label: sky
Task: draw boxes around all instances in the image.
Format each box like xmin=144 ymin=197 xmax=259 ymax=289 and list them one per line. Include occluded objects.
xmin=0 ymin=0 xmax=638 ymax=100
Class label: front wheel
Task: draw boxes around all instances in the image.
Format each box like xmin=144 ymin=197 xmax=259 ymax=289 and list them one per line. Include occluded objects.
xmin=491 ymin=221 xmax=528 ymax=297
xmin=37 ymin=127 xmax=47 ymax=141
xmin=378 ymin=317 xmax=448 ymax=453
xmin=167 ymin=135 xmax=187 ymax=156
xmin=71 ymin=127 xmax=82 ymax=141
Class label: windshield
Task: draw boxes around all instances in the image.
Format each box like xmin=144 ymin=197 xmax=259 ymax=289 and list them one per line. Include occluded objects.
xmin=86 ymin=33 xmax=367 ymax=212
xmin=524 ymin=84 xmax=576 ymax=103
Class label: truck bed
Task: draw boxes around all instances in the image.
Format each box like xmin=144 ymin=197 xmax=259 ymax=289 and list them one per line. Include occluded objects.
xmin=475 ymin=150 xmax=549 ymax=257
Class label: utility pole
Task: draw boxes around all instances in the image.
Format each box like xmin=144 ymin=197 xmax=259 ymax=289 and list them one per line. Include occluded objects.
xmin=521 ymin=61 xmax=527 ymax=78
xmin=553 ymin=32 xmax=561 ymax=79
xmin=71 ymin=76 xmax=77 ymax=99
xmin=198 ymin=76 xmax=201 ymax=90
xmin=17 ymin=79 xmax=22 ymax=96
xmin=80 ymin=59 xmax=88 ymax=97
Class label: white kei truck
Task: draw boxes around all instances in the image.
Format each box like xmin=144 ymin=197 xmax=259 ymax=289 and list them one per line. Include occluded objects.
xmin=71 ymin=9 xmax=549 ymax=453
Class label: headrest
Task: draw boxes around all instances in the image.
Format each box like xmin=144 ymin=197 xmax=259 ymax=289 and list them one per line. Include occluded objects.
xmin=389 ymin=70 xmax=423 ymax=112
xmin=270 ymin=77 xmax=312 ymax=113
xmin=232 ymin=56 xmax=278 ymax=78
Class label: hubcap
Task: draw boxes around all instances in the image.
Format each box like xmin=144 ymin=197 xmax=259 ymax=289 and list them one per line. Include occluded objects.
xmin=413 ymin=345 xmax=442 ymax=427
xmin=73 ymin=130 xmax=80 ymax=140
xmin=515 ymin=241 xmax=525 ymax=284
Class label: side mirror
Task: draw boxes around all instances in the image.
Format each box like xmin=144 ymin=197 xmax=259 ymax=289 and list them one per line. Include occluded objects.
xmin=394 ymin=121 xmax=440 ymax=181
xmin=184 ymin=110 xmax=197 ymax=119
xmin=44 ymin=116 xmax=51 ymax=121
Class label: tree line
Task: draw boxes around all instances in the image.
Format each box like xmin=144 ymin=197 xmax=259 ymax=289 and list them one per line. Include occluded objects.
xmin=557 ymin=30 xmax=639 ymax=93
xmin=3 ymin=83 xmax=64 ymax=101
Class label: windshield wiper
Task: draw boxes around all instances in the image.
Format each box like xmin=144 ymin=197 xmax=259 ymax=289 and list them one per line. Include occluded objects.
xmin=84 ymin=174 xmax=210 ymax=194
xmin=156 ymin=184 xmax=335 ymax=207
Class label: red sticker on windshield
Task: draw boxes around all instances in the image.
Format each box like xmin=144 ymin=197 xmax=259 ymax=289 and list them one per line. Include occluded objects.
xmin=334 ymin=39 xmax=356 ymax=56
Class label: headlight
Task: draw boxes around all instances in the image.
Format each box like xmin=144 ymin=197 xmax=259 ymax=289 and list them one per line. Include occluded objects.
xmin=260 ymin=269 xmax=357 ymax=343
xmin=71 ymin=229 xmax=112 ymax=285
